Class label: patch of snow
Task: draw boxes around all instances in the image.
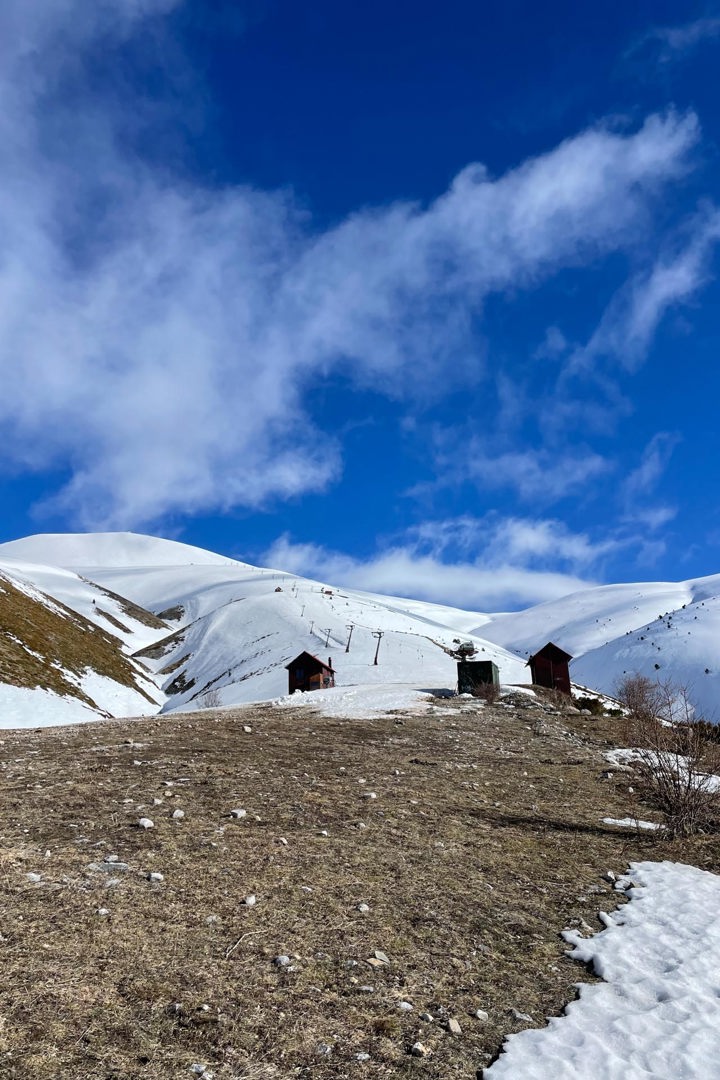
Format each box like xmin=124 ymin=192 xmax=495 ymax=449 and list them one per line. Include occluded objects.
xmin=0 ymin=684 xmax=100 ymax=728
xmin=485 ymin=861 xmax=720 ymax=1079
xmin=602 ymin=817 xmax=663 ymax=831
xmin=605 ymin=748 xmax=720 ymax=793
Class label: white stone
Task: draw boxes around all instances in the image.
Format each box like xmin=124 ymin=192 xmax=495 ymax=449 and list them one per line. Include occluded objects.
xmin=243 ymin=725 xmax=252 ymax=733
xmin=25 ymin=872 xmax=42 ymax=883
xmin=274 ymin=954 xmax=291 ymax=967
xmin=398 ymin=1000 xmax=413 ymax=1011
xmin=172 ymin=809 xmax=185 ymax=820
xmin=230 ymin=809 xmax=247 ymax=819
xmin=96 ymin=908 xmax=110 ymax=917
xmin=148 ymin=872 xmax=164 ymax=883
xmin=243 ymin=894 xmax=257 ymax=907
xmin=138 ymin=817 xmax=154 ymax=830
xmin=356 ymin=903 xmax=370 ymax=913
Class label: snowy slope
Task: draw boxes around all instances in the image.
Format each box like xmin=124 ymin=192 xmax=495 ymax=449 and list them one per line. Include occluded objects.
xmin=0 ymin=565 xmax=163 ymax=725
xmin=572 ymin=595 xmax=720 ymax=720
xmin=110 ymin=567 xmax=526 ymax=712
xmin=0 ymin=557 xmax=170 ymax=654
xmin=3 ymin=531 xmax=720 ymax=721
xmin=0 ymin=531 xmax=245 ymax=569
xmin=477 ymin=575 xmax=720 ymax=711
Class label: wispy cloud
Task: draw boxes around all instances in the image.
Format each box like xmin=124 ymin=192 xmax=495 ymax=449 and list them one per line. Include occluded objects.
xmin=630 ymin=16 xmax=720 ymax=64
xmin=263 ymin=514 xmax=627 ymax=610
xmin=569 ymin=211 xmax=720 ymax=374
xmin=0 ymin=1 xmax=706 ymax=528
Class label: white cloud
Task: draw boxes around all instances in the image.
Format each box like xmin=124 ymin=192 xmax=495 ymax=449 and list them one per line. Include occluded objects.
xmin=632 ymin=17 xmax=720 ymax=63
xmin=624 ymin=432 xmax=681 ymax=504
xmin=263 ymin=514 xmax=625 ymax=610
xmin=463 ymin=446 xmax=611 ymax=502
xmin=571 ymin=212 xmax=720 ymax=373
xmin=0 ymin=1 xmax=705 ymax=527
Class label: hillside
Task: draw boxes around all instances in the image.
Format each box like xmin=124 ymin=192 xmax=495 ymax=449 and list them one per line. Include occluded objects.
xmin=1 ymin=531 xmax=720 ymax=725
xmin=0 ymin=566 xmax=164 ymax=726
xmin=0 ymin=690 xmax=703 ymax=1079
xmin=479 ymin=576 xmax=720 ymax=718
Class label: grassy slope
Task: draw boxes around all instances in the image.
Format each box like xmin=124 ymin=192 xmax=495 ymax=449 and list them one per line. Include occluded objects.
xmin=0 ymin=694 xmax=718 ymax=1079
xmin=0 ymin=573 xmax=157 ymax=710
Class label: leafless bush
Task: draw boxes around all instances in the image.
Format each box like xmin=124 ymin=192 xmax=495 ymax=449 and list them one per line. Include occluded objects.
xmin=616 ymin=674 xmax=720 ymax=836
xmin=472 ymin=681 xmax=500 ymax=704
xmin=198 ymin=687 xmax=222 ymax=709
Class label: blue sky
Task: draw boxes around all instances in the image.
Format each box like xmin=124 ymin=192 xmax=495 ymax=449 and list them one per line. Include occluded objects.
xmin=1 ymin=0 xmax=720 ymax=610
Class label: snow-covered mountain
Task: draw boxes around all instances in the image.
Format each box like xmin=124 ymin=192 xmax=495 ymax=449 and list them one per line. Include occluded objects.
xmin=479 ymin=576 xmax=720 ymax=719
xmin=1 ymin=530 xmax=719 ymax=726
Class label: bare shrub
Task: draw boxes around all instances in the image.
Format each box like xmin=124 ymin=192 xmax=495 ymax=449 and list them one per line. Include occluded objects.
xmin=472 ymin=681 xmax=500 ymax=704
xmin=616 ymin=674 xmax=720 ymax=836
xmin=198 ymin=687 xmax=222 ymax=709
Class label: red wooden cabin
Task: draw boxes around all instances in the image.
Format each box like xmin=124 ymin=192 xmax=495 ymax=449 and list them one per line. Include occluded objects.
xmin=527 ymin=642 xmax=572 ymax=695
xmin=285 ymin=652 xmax=335 ymax=694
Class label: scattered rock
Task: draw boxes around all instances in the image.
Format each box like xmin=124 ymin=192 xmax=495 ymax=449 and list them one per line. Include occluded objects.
xmin=277 ymin=837 xmax=288 ymax=845
xmin=472 ymin=1009 xmax=489 ymax=1022
xmin=356 ymin=903 xmax=370 ymax=914
xmin=398 ymin=1000 xmax=413 ymax=1011
xmin=359 ymin=985 xmax=375 ymax=993
xmin=318 ymin=829 xmax=329 ymax=836
xmin=242 ymin=894 xmax=257 ymax=907
xmin=355 ymin=1052 xmax=371 ymax=1061
xmin=274 ymin=955 xmax=291 ymax=967
xmin=230 ymin=809 xmax=247 ymax=819
xmin=361 ymin=792 xmax=377 ymax=800
xmin=172 ymin=809 xmax=185 ymax=820
xmin=148 ymin=872 xmax=164 ymax=883
xmin=374 ymin=950 xmax=390 ymax=964
xmin=96 ymin=908 xmax=110 ymax=917
xmin=87 ymin=862 xmax=130 ymax=874
xmin=419 ymin=1012 xmax=434 ymax=1023
xmin=511 ymin=1008 xmax=533 ymax=1023
xmin=104 ymin=855 xmax=120 ymax=864
xmin=25 ymin=873 xmax=42 ymax=883
xmin=410 ymin=1042 xmax=428 ymax=1057
xmin=447 ymin=1018 xmax=462 ymax=1035
xmin=138 ymin=817 xmax=154 ymax=830
xmin=243 ymin=725 xmax=252 ymax=733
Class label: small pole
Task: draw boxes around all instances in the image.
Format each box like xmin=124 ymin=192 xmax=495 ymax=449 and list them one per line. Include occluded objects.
xmin=300 ymin=605 xmax=305 ymax=617
xmin=324 ymin=628 xmax=332 ymax=648
xmin=310 ymin=621 xmax=314 ymax=635
xmin=345 ymin=623 xmax=354 ymax=652
xmin=372 ymin=630 xmax=384 ymax=665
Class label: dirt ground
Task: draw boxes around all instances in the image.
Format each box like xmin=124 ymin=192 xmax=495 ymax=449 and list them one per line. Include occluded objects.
xmin=0 ymin=691 xmax=718 ymax=1079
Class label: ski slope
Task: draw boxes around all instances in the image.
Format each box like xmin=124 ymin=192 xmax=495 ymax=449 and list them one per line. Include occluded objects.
xmin=1 ymin=531 xmax=720 ymax=723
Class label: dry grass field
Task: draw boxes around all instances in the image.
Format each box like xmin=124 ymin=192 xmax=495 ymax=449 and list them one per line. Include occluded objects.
xmin=1 ymin=690 xmax=718 ymax=1079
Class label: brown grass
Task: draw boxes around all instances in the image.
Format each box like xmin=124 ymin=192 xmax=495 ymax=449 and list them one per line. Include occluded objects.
xmin=0 ymin=574 xmax=157 ymax=710
xmin=0 ymin=692 xmax=717 ymax=1079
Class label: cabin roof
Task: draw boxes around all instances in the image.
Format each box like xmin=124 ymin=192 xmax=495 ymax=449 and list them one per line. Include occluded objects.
xmin=526 ymin=641 xmax=573 ymax=665
xmin=284 ymin=651 xmax=335 ymax=673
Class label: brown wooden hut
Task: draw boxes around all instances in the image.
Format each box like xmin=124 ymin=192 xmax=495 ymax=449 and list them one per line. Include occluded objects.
xmin=527 ymin=642 xmax=572 ymax=695
xmin=285 ymin=652 xmax=335 ymax=694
